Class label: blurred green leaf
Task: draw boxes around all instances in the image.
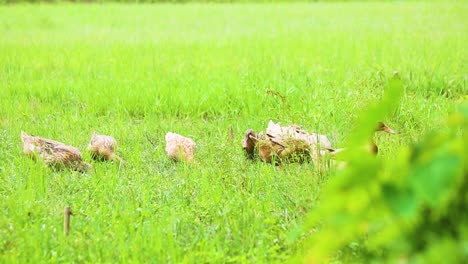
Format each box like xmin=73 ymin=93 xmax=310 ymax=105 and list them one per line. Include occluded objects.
xmin=382 ymin=184 xmax=418 ymax=219
xmin=296 ymin=78 xmax=467 ymax=263
xmin=346 ymin=77 xmax=403 ymax=148
xmin=410 ymin=153 xmax=462 ymax=207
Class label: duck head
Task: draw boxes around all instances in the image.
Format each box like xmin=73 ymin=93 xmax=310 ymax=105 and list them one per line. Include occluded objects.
xmin=242 ymin=129 xmax=258 ymax=159
xmin=371 ymin=122 xmax=397 ymax=154
xmin=375 ymin=122 xmax=396 ymax=134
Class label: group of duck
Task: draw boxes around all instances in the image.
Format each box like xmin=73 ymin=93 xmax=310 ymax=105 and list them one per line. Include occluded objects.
xmin=20 ymin=131 xmax=197 ymax=172
xmin=242 ymin=120 xmax=395 ymax=164
xmin=20 ymin=121 xmax=396 ymax=172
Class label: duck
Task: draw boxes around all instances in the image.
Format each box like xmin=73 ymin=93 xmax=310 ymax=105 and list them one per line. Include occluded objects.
xmin=242 ymin=129 xmax=258 ymax=160
xmin=265 ymin=121 xmax=332 ymax=160
xmin=242 ymin=121 xmax=396 ymax=164
xmin=87 ymin=132 xmax=124 ymax=162
xmin=245 ymin=133 xmax=313 ymax=164
xmin=371 ymin=122 xmax=396 ymax=154
xmin=165 ymin=132 xmax=197 ymax=163
xmin=243 ymin=130 xmax=284 ymax=163
xmin=20 ymin=131 xmax=91 ymax=172
xmin=328 ymin=122 xmax=397 ymax=156
xmin=242 ymin=122 xmax=318 ymax=164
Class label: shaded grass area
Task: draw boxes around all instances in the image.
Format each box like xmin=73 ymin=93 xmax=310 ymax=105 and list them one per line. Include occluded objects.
xmin=0 ymin=2 xmax=466 ymax=262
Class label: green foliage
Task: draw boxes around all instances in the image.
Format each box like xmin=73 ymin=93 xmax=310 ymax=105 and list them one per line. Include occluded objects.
xmin=296 ymin=81 xmax=467 ymax=262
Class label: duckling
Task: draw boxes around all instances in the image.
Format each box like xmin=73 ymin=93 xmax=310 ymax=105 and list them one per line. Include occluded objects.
xmin=165 ymin=132 xmax=197 ymax=163
xmin=87 ymin=132 xmax=123 ymax=162
xmin=20 ymin=131 xmax=91 ymax=172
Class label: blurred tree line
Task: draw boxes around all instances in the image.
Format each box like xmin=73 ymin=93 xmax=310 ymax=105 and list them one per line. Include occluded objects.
xmin=3 ymin=0 xmax=304 ymax=3
xmin=0 ymin=0 xmax=368 ymax=4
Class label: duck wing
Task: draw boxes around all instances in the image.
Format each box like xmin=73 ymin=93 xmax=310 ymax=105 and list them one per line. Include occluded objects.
xmin=41 ymin=144 xmax=82 ymax=165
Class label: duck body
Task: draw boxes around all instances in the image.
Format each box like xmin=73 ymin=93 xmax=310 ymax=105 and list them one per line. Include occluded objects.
xmin=21 ymin=131 xmax=91 ymax=172
xmin=243 ymin=130 xmax=280 ymax=163
xmin=265 ymin=121 xmax=332 ymax=160
xmin=87 ymin=132 xmax=123 ymax=162
xmin=242 ymin=121 xmax=333 ymax=164
xmin=165 ymin=132 xmax=197 ymax=163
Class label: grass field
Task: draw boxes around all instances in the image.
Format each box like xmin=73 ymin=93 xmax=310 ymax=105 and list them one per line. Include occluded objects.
xmin=0 ymin=1 xmax=466 ymax=262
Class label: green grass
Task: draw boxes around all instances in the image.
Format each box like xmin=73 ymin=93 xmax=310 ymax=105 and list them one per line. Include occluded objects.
xmin=0 ymin=1 xmax=466 ymax=262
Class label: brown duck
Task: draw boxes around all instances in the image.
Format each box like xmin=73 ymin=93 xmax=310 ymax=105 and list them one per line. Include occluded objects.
xmin=87 ymin=132 xmax=123 ymax=162
xmin=328 ymin=122 xmax=397 ymax=155
xmin=21 ymin=131 xmax=91 ymax=172
xmin=242 ymin=129 xmax=310 ymax=164
xmin=371 ymin=122 xmax=396 ymax=154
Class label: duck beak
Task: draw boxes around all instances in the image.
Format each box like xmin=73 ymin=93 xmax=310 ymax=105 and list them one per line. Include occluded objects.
xmin=381 ymin=124 xmax=396 ymax=134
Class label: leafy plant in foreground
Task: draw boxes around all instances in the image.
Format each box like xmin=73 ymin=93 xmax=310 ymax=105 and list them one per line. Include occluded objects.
xmin=294 ymin=78 xmax=467 ymax=263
